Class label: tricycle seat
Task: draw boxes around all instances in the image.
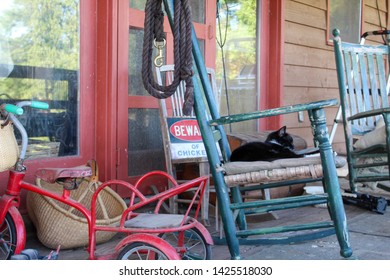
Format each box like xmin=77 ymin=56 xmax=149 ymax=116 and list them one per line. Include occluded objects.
xmin=124 ymin=213 xmax=189 ymax=229
xmin=35 ymin=165 xmax=93 ymax=184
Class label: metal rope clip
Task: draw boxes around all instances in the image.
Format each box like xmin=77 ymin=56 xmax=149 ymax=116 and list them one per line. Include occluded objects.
xmin=153 ymin=38 xmax=166 ymax=67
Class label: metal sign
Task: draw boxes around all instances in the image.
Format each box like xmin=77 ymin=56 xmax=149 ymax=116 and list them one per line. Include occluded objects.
xmin=167 ymin=118 xmax=207 ymax=159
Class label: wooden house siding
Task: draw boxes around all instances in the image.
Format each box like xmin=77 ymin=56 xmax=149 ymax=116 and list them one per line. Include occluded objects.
xmin=283 ymin=0 xmax=389 ymax=154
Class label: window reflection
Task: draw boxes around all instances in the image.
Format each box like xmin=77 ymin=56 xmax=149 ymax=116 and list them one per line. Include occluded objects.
xmin=216 ymin=1 xmax=258 ymax=132
xmin=0 ymin=0 xmax=80 ymax=158
xmin=129 ymin=0 xmax=205 ymax=23
xmin=329 ymin=0 xmax=362 ymax=43
xmin=128 ymin=28 xmax=151 ymax=96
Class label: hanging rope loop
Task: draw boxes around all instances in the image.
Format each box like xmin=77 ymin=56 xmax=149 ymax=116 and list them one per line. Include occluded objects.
xmin=153 ymin=1 xmax=166 ymax=42
xmin=142 ymin=0 xmax=194 ymax=115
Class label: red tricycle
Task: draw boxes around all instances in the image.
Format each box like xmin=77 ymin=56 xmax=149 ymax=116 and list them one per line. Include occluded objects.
xmin=0 ymin=101 xmax=213 ymax=260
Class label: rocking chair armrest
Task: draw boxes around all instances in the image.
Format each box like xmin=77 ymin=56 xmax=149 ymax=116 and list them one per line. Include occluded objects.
xmin=347 ymin=107 xmax=390 ymax=122
xmin=208 ymin=99 xmax=338 ymax=126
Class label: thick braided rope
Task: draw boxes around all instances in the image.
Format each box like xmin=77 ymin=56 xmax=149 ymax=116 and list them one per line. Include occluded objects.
xmin=142 ymin=0 xmax=194 ymax=115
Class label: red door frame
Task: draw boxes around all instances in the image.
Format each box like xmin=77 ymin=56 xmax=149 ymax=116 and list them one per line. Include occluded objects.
xmin=259 ymin=0 xmax=284 ymax=130
xmin=95 ymin=0 xmax=120 ymax=182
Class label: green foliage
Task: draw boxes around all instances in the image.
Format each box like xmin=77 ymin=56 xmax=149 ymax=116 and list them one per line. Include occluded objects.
xmin=216 ymin=0 xmax=256 ymax=80
xmin=0 ymin=0 xmax=79 ymax=100
xmin=234 ymin=0 xmax=256 ymax=33
xmin=6 ymin=0 xmax=79 ymax=68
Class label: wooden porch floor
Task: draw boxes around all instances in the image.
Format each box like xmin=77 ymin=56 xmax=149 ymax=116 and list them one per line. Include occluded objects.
xmin=23 ymin=179 xmax=390 ymax=260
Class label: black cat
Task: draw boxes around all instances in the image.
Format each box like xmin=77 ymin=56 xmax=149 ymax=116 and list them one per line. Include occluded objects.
xmin=229 ymin=126 xmax=304 ymax=162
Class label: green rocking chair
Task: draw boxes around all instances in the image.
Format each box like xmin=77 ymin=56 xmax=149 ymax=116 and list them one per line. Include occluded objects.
xmin=333 ymin=29 xmax=390 ymax=193
xmin=162 ymin=0 xmax=352 ymax=260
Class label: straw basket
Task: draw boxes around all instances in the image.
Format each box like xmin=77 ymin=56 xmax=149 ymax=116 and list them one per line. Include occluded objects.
xmin=27 ymin=162 xmax=127 ymax=249
xmin=0 ymin=121 xmax=19 ymax=172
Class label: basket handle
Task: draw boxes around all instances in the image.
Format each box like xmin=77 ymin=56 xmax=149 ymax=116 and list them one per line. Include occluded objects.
xmin=87 ymin=159 xmax=110 ymax=220
xmin=66 ymin=160 xmax=104 ymax=216
xmin=87 ymin=159 xmax=99 ymax=182
xmin=65 ymin=180 xmax=94 ymax=215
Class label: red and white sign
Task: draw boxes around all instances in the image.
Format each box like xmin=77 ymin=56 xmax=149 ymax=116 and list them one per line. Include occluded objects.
xmin=169 ymin=119 xmax=202 ymax=142
xmin=167 ymin=118 xmax=206 ymax=160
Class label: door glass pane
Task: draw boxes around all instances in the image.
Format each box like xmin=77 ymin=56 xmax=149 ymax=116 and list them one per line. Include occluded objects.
xmin=129 ymin=28 xmax=148 ymax=96
xmin=129 ymin=28 xmax=166 ymax=96
xmin=130 ymin=0 xmax=147 ymax=10
xmin=329 ymin=0 xmax=362 ymax=43
xmin=128 ymin=108 xmax=165 ymax=176
xmin=0 ymin=0 xmax=79 ymax=159
xmin=216 ymin=1 xmax=258 ymax=132
xmin=129 ymin=0 xmax=205 ymax=23
xmin=190 ymin=0 xmax=205 ymax=24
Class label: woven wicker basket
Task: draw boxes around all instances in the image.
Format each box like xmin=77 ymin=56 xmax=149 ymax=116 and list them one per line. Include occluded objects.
xmin=27 ymin=173 xmax=127 ymax=249
xmin=0 ymin=121 xmax=19 ymax=172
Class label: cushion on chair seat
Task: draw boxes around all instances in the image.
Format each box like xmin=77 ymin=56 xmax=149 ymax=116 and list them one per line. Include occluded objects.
xmin=354 ymin=126 xmax=386 ymax=150
xmin=218 ymin=156 xmax=346 ymax=187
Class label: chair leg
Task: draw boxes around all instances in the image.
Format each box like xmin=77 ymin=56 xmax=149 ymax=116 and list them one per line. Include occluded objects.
xmin=262 ymin=188 xmax=271 ymax=200
xmin=170 ymin=166 xmax=179 ymax=214
xmin=213 ymin=171 xmax=242 ymax=259
xmin=383 ymin=115 xmax=390 ymax=182
xmin=199 ymin=161 xmax=210 ymax=225
xmin=310 ymin=108 xmax=353 ymax=258
xmin=231 ymin=186 xmax=247 ymax=230
xmin=348 ymin=161 xmax=358 ymax=193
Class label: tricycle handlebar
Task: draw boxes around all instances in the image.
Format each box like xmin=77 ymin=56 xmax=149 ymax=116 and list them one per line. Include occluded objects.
xmin=16 ymin=101 xmax=49 ymax=110
xmin=1 ymin=100 xmax=49 ymax=169
xmin=3 ymin=104 xmax=24 ymax=115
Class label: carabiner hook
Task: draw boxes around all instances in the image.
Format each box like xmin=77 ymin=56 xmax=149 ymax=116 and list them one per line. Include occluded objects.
xmin=153 ymin=39 xmax=166 ymax=68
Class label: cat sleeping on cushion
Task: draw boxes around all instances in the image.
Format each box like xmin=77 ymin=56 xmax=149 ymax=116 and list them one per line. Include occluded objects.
xmin=229 ymin=126 xmax=304 ymax=162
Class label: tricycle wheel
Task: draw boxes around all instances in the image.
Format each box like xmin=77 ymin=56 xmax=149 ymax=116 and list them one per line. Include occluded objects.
xmin=160 ymin=228 xmax=212 ymax=260
xmin=117 ymin=242 xmax=173 ymax=260
xmin=0 ymin=213 xmax=17 ymax=260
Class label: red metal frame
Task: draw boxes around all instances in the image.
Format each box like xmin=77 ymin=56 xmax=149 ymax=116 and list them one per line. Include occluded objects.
xmin=1 ymin=206 xmax=26 ymax=255
xmin=114 ymin=233 xmax=181 ymax=260
xmin=0 ymin=166 xmax=211 ymax=260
